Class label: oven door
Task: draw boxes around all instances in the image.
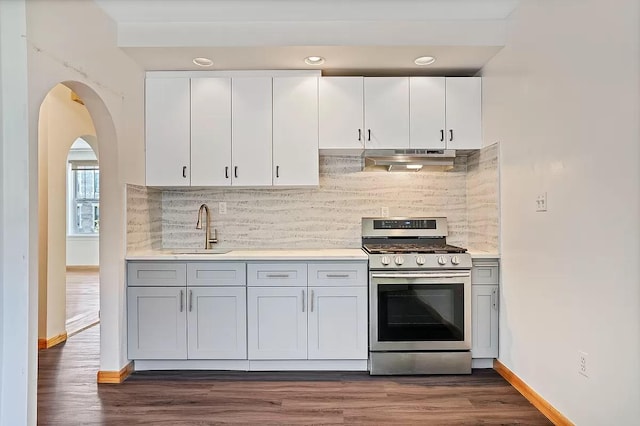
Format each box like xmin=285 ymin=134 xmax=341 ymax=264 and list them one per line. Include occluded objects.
xmin=370 ymin=270 xmax=471 ymax=351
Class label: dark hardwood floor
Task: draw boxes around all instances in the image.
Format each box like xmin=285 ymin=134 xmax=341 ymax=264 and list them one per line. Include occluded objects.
xmin=65 ymin=269 xmax=99 ymax=336
xmin=38 ymin=325 xmax=551 ymax=425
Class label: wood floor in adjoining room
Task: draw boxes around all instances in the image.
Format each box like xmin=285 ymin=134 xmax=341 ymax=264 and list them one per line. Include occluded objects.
xmin=37 ymin=325 xmax=551 ymax=425
xmin=65 ymin=269 xmax=99 ymax=336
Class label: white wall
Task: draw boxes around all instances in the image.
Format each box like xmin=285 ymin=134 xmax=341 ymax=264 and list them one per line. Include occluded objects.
xmin=0 ymin=1 xmax=35 ymax=424
xmin=26 ymin=0 xmax=145 ymax=381
xmin=482 ymin=0 xmax=640 ymax=423
xmin=3 ymin=0 xmax=147 ymax=423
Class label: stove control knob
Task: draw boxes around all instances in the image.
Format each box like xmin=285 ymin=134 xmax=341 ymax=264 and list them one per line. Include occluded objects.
xmin=394 ymin=256 xmax=405 ymax=266
xmin=451 ymin=256 xmax=460 ymax=265
xmin=416 ymin=256 xmax=426 ymax=266
xmin=380 ymin=256 xmax=391 ymax=266
xmin=437 ymin=256 xmax=448 ymax=265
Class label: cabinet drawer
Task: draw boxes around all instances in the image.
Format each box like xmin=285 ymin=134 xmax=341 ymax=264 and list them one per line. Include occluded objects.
xmin=248 ymin=263 xmax=308 ymax=287
xmin=128 ymin=262 xmax=186 ymax=287
xmin=471 ymin=265 xmax=499 ymax=285
xmin=308 ymin=262 xmax=368 ymax=287
xmin=187 ymin=262 xmax=246 ymax=286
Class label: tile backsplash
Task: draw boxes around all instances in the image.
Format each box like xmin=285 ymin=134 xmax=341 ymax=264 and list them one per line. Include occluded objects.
xmin=127 ymin=145 xmax=499 ymax=252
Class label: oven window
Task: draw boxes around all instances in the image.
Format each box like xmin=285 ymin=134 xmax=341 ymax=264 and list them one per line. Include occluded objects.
xmin=378 ymin=284 xmax=464 ymax=341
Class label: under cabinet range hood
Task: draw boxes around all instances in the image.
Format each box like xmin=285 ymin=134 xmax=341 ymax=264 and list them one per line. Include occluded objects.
xmin=363 ymin=149 xmax=456 ymax=172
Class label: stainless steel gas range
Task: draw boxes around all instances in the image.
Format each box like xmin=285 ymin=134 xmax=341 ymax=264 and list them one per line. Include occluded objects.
xmin=362 ymin=217 xmax=472 ymax=375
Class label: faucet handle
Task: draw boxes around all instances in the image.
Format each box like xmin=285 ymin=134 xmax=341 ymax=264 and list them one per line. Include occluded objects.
xmin=209 ymin=228 xmax=218 ymax=244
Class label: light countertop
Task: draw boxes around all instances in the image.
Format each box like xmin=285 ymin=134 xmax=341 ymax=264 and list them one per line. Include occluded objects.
xmin=126 ymin=248 xmax=369 ymax=261
xmin=467 ymin=250 xmax=500 ymax=259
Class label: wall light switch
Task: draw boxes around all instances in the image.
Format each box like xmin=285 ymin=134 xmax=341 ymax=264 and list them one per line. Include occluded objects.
xmin=219 ymin=202 xmax=227 ymax=215
xmin=536 ymin=193 xmax=547 ymax=212
xmin=381 ymin=207 xmax=389 ymax=217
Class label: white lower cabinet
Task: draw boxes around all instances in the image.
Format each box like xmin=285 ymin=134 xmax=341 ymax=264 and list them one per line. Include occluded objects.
xmin=247 ymin=286 xmax=308 ymax=360
xmin=471 ymin=286 xmax=499 ymax=358
xmin=127 ymin=286 xmax=188 ymax=360
xmin=471 ymin=259 xmax=500 ymax=360
xmin=307 ymin=286 xmax=368 ymax=360
xmin=247 ymin=286 xmax=368 ymax=361
xmin=128 ymin=260 xmax=368 ymax=369
xmin=187 ymin=287 xmax=247 ymax=359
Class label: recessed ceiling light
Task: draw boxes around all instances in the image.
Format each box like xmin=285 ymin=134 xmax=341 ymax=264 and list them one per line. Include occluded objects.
xmin=193 ymin=57 xmax=214 ymax=67
xmin=304 ymin=56 xmax=325 ymax=65
xmin=414 ymin=56 xmax=436 ymax=66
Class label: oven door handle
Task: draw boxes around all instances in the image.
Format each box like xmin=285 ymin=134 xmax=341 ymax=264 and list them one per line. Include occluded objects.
xmin=371 ymin=272 xmax=471 ymax=279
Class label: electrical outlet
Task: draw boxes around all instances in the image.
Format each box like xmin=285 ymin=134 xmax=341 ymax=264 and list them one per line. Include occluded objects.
xmin=578 ymin=351 xmax=589 ymax=377
xmin=536 ymin=192 xmax=547 ymax=212
xmin=381 ymin=207 xmax=389 ymax=217
xmin=218 ymin=202 xmax=227 ymax=215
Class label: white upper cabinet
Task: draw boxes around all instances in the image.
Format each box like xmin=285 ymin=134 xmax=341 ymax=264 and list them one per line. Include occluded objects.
xmin=364 ymin=77 xmax=410 ymax=149
xmin=409 ymin=77 xmax=447 ymax=149
xmin=318 ymin=77 xmax=364 ymax=152
xmin=190 ymin=78 xmax=232 ymax=186
xmin=231 ymin=77 xmax=273 ymax=186
xmin=445 ymin=77 xmax=482 ymax=150
xmin=145 ymin=77 xmax=191 ymax=186
xmin=273 ymin=76 xmax=319 ymax=186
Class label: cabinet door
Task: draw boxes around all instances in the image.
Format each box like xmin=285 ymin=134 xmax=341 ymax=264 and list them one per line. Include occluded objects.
xmin=187 ymin=287 xmax=247 ymax=359
xmin=364 ymin=77 xmax=410 ymax=149
xmin=273 ymin=76 xmax=319 ymax=186
xmin=247 ymin=286 xmax=307 ymax=360
xmin=308 ymin=286 xmax=368 ymax=360
xmin=319 ymin=77 xmax=364 ymax=151
xmin=445 ymin=77 xmax=482 ymax=150
xmin=231 ymin=77 xmax=272 ymax=186
xmin=145 ymin=77 xmax=191 ymax=186
xmin=471 ymin=285 xmax=499 ymax=358
xmin=127 ymin=287 xmax=187 ymax=359
xmin=409 ymin=77 xmax=446 ymax=149
xmin=191 ymin=78 xmax=232 ymax=186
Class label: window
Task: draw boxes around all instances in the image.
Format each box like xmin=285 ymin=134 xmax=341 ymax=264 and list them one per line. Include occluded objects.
xmin=70 ymin=162 xmax=100 ymax=234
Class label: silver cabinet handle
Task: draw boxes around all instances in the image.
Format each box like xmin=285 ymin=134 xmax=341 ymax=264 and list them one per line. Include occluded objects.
xmin=492 ymin=288 xmax=498 ymax=310
xmin=276 ymin=165 xmax=280 ymax=178
xmin=182 ymin=166 xmax=187 ymax=179
xmin=179 ymin=290 xmax=184 ymax=312
xmin=234 ymin=166 xmax=238 ymax=178
xmin=358 ymin=129 xmax=362 ymax=141
xmin=449 ymin=129 xmax=454 ymax=142
xmin=189 ymin=290 xmax=193 ymax=312
xmin=225 ymin=166 xmax=229 ymax=179
xmin=326 ymin=274 xmax=349 ymax=278
xmin=310 ymin=290 xmax=314 ymax=312
xmin=367 ymin=129 xmax=371 ymax=141
xmin=266 ymin=274 xmax=290 ymax=279
xmin=440 ymin=129 xmax=444 ymax=142
xmin=302 ymin=290 xmax=305 ymax=312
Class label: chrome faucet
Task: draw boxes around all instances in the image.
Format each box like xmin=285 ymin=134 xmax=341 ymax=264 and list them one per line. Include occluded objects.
xmin=195 ymin=203 xmax=218 ymax=249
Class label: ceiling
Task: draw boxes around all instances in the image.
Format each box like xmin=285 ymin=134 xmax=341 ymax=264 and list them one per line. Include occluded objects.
xmin=94 ymin=0 xmax=520 ymax=74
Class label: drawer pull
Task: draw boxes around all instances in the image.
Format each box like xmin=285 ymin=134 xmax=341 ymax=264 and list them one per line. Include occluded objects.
xmin=179 ymin=290 xmax=184 ymax=312
xmin=302 ymin=290 xmax=305 ymax=312
xmin=326 ymin=273 xmax=350 ymax=278
xmin=310 ymin=290 xmax=314 ymax=312
xmin=265 ymin=274 xmax=290 ymax=279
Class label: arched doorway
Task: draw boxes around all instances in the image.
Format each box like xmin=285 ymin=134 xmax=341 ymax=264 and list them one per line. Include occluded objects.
xmin=35 ymin=80 xmax=125 ymax=381
xmin=37 ymin=84 xmax=100 ymax=348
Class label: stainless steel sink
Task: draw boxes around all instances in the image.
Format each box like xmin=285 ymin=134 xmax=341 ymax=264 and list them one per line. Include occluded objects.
xmin=170 ymin=249 xmax=231 ymax=255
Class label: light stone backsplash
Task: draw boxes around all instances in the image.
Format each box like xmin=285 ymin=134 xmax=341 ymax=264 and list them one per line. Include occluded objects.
xmin=126 ymin=185 xmax=163 ymax=251
xmin=466 ymin=143 xmax=500 ymax=252
xmin=127 ymin=149 xmax=499 ymax=252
